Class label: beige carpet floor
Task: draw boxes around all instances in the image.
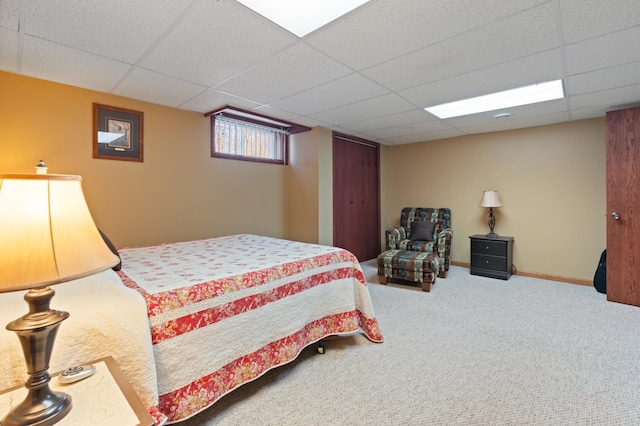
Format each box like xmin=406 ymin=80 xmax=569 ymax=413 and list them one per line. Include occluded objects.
xmin=178 ymin=261 xmax=640 ymax=425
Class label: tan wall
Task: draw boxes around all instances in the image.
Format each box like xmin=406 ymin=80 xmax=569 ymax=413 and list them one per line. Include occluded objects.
xmin=384 ymin=119 xmax=606 ymax=281
xmin=286 ymin=128 xmax=320 ymax=243
xmin=286 ymin=126 xmax=334 ymax=246
xmin=316 ymin=127 xmax=334 ymax=246
xmin=0 ymin=72 xmax=287 ymax=248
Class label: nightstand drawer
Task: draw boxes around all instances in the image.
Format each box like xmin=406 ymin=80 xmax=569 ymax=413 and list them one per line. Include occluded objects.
xmin=471 ymin=239 xmax=507 ymax=257
xmin=471 ymin=253 xmax=507 ymax=271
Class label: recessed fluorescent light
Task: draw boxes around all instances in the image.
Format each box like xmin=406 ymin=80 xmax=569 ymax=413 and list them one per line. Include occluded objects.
xmin=424 ymin=80 xmax=565 ymax=119
xmin=236 ymin=0 xmax=370 ymax=37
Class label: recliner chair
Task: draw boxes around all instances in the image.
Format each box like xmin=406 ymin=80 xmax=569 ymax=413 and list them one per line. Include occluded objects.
xmin=385 ymin=207 xmax=453 ymax=277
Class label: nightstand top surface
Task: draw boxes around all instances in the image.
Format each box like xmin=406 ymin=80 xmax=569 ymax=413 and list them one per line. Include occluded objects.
xmin=0 ymin=356 xmax=153 ymax=426
xmin=469 ymin=234 xmax=514 ymax=242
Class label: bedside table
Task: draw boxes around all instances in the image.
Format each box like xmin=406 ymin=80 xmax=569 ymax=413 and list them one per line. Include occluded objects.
xmin=469 ymin=234 xmax=514 ymax=280
xmin=0 ymin=356 xmax=154 ymax=426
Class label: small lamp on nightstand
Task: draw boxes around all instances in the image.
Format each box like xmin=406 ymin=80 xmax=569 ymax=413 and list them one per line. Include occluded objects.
xmin=0 ymin=171 xmax=119 ymax=426
xmin=479 ymin=190 xmax=503 ymax=238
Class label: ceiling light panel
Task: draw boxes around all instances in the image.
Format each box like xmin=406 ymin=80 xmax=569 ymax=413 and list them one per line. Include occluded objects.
xmin=425 ymin=80 xmax=565 ymax=119
xmin=236 ymin=0 xmax=370 ymax=37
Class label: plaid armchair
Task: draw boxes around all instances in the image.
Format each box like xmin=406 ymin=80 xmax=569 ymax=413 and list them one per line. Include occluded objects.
xmin=385 ymin=207 xmax=453 ymax=277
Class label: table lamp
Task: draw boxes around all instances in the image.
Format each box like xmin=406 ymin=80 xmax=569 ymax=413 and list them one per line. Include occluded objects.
xmin=479 ymin=190 xmax=503 ymax=238
xmin=0 ymin=172 xmax=119 ymax=426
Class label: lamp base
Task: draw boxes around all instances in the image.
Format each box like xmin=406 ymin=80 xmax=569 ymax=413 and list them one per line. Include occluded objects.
xmin=2 ymin=388 xmax=71 ymax=426
xmin=2 ymin=287 xmax=72 ymax=426
xmin=486 ymin=207 xmax=498 ymax=238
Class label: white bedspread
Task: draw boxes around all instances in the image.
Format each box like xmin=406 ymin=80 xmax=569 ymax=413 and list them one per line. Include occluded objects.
xmin=118 ymin=234 xmax=383 ymax=423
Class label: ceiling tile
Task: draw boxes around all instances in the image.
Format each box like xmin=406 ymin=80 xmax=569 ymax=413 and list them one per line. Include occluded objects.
xmin=340 ymin=110 xmax=439 ymax=133
xmin=458 ymin=111 xmax=572 ymax=135
xmin=570 ymin=84 xmax=640 ymax=111
xmin=250 ymin=105 xmax=301 ymax=122
xmin=140 ymin=0 xmax=297 ymax=87
xmin=307 ymin=0 xmax=548 ymax=70
xmin=269 ymin=73 xmax=389 ymax=115
xmin=214 ymin=42 xmax=352 ymax=104
xmin=21 ymin=36 xmax=131 ymax=92
xmin=560 ymin=0 xmax=640 ymax=44
xmin=289 ymin=116 xmax=331 ymax=129
xmin=0 ymin=28 xmax=18 ymax=72
xmin=565 ymin=26 xmax=640 ymax=75
xmin=400 ymin=49 xmax=564 ymax=108
xmin=571 ymin=107 xmax=611 ymax=121
xmin=568 ymin=61 xmax=640 ymax=95
xmin=361 ymin=2 xmax=559 ymax=91
xmin=113 ymin=68 xmax=207 ymax=108
xmin=23 ymin=0 xmax=194 ymax=64
xmin=0 ymin=0 xmax=19 ymax=30
xmin=382 ymin=128 xmax=465 ymax=145
xmin=308 ymin=94 xmax=415 ymax=125
xmin=179 ymin=89 xmax=263 ymax=114
xmin=364 ymin=120 xmax=453 ymax=139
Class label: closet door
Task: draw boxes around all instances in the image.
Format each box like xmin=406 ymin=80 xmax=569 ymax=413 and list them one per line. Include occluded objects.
xmin=333 ymin=137 xmax=360 ymax=257
xmin=606 ymin=106 xmax=640 ymax=307
xmin=357 ymin=138 xmax=380 ymax=261
xmin=333 ymin=133 xmax=380 ymax=261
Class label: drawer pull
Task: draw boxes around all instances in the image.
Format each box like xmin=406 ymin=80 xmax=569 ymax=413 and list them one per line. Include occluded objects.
xmin=486 ymin=260 xmax=490 ymax=264
xmin=486 ymin=246 xmax=490 ymax=250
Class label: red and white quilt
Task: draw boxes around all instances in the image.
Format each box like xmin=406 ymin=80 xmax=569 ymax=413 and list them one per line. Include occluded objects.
xmin=117 ymin=234 xmax=383 ymax=424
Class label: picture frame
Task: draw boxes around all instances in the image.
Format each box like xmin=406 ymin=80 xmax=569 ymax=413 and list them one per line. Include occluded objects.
xmin=93 ymin=103 xmax=143 ymax=162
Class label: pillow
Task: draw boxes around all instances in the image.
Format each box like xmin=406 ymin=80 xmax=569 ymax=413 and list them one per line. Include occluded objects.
xmin=409 ymin=220 xmax=436 ymax=242
xmin=99 ymin=229 xmax=122 ymax=271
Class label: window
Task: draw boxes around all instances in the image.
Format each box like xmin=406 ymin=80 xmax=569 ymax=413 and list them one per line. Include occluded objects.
xmin=206 ymin=106 xmax=310 ymax=165
xmin=213 ymin=115 xmax=286 ymax=163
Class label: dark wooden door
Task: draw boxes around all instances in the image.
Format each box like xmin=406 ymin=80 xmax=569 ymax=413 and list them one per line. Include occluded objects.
xmin=334 ymin=137 xmax=360 ymax=257
xmin=606 ymin=106 xmax=640 ymax=307
xmin=333 ymin=133 xmax=380 ymax=261
xmin=357 ymin=138 xmax=380 ymax=260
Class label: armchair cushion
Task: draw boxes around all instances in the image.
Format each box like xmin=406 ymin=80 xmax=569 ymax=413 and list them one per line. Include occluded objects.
xmin=409 ymin=220 xmax=436 ymax=241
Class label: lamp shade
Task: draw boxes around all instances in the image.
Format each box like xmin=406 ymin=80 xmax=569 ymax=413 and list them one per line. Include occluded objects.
xmin=0 ymin=174 xmax=119 ymax=292
xmin=479 ymin=190 xmax=503 ymax=208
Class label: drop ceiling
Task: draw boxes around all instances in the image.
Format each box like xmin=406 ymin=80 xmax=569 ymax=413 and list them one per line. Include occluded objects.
xmin=1 ymin=0 xmax=639 ymax=145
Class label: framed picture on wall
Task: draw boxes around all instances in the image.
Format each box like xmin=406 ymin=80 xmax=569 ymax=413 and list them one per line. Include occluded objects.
xmin=93 ymin=103 xmax=143 ymax=162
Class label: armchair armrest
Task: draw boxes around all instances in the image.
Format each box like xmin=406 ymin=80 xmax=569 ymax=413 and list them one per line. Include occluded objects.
xmin=436 ymin=228 xmax=453 ymax=274
xmin=385 ymin=226 xmax=407 ymax=250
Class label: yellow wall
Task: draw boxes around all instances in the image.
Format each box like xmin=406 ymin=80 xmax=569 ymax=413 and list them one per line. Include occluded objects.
xmin=0 ymin=71 xmax=287 ymax=248
xmin=384 ymin=119 xmax=606 ymax=282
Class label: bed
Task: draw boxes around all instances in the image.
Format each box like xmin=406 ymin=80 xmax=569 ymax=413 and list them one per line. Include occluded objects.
xmin=0 ymin=234 xmax=383 ymax=425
